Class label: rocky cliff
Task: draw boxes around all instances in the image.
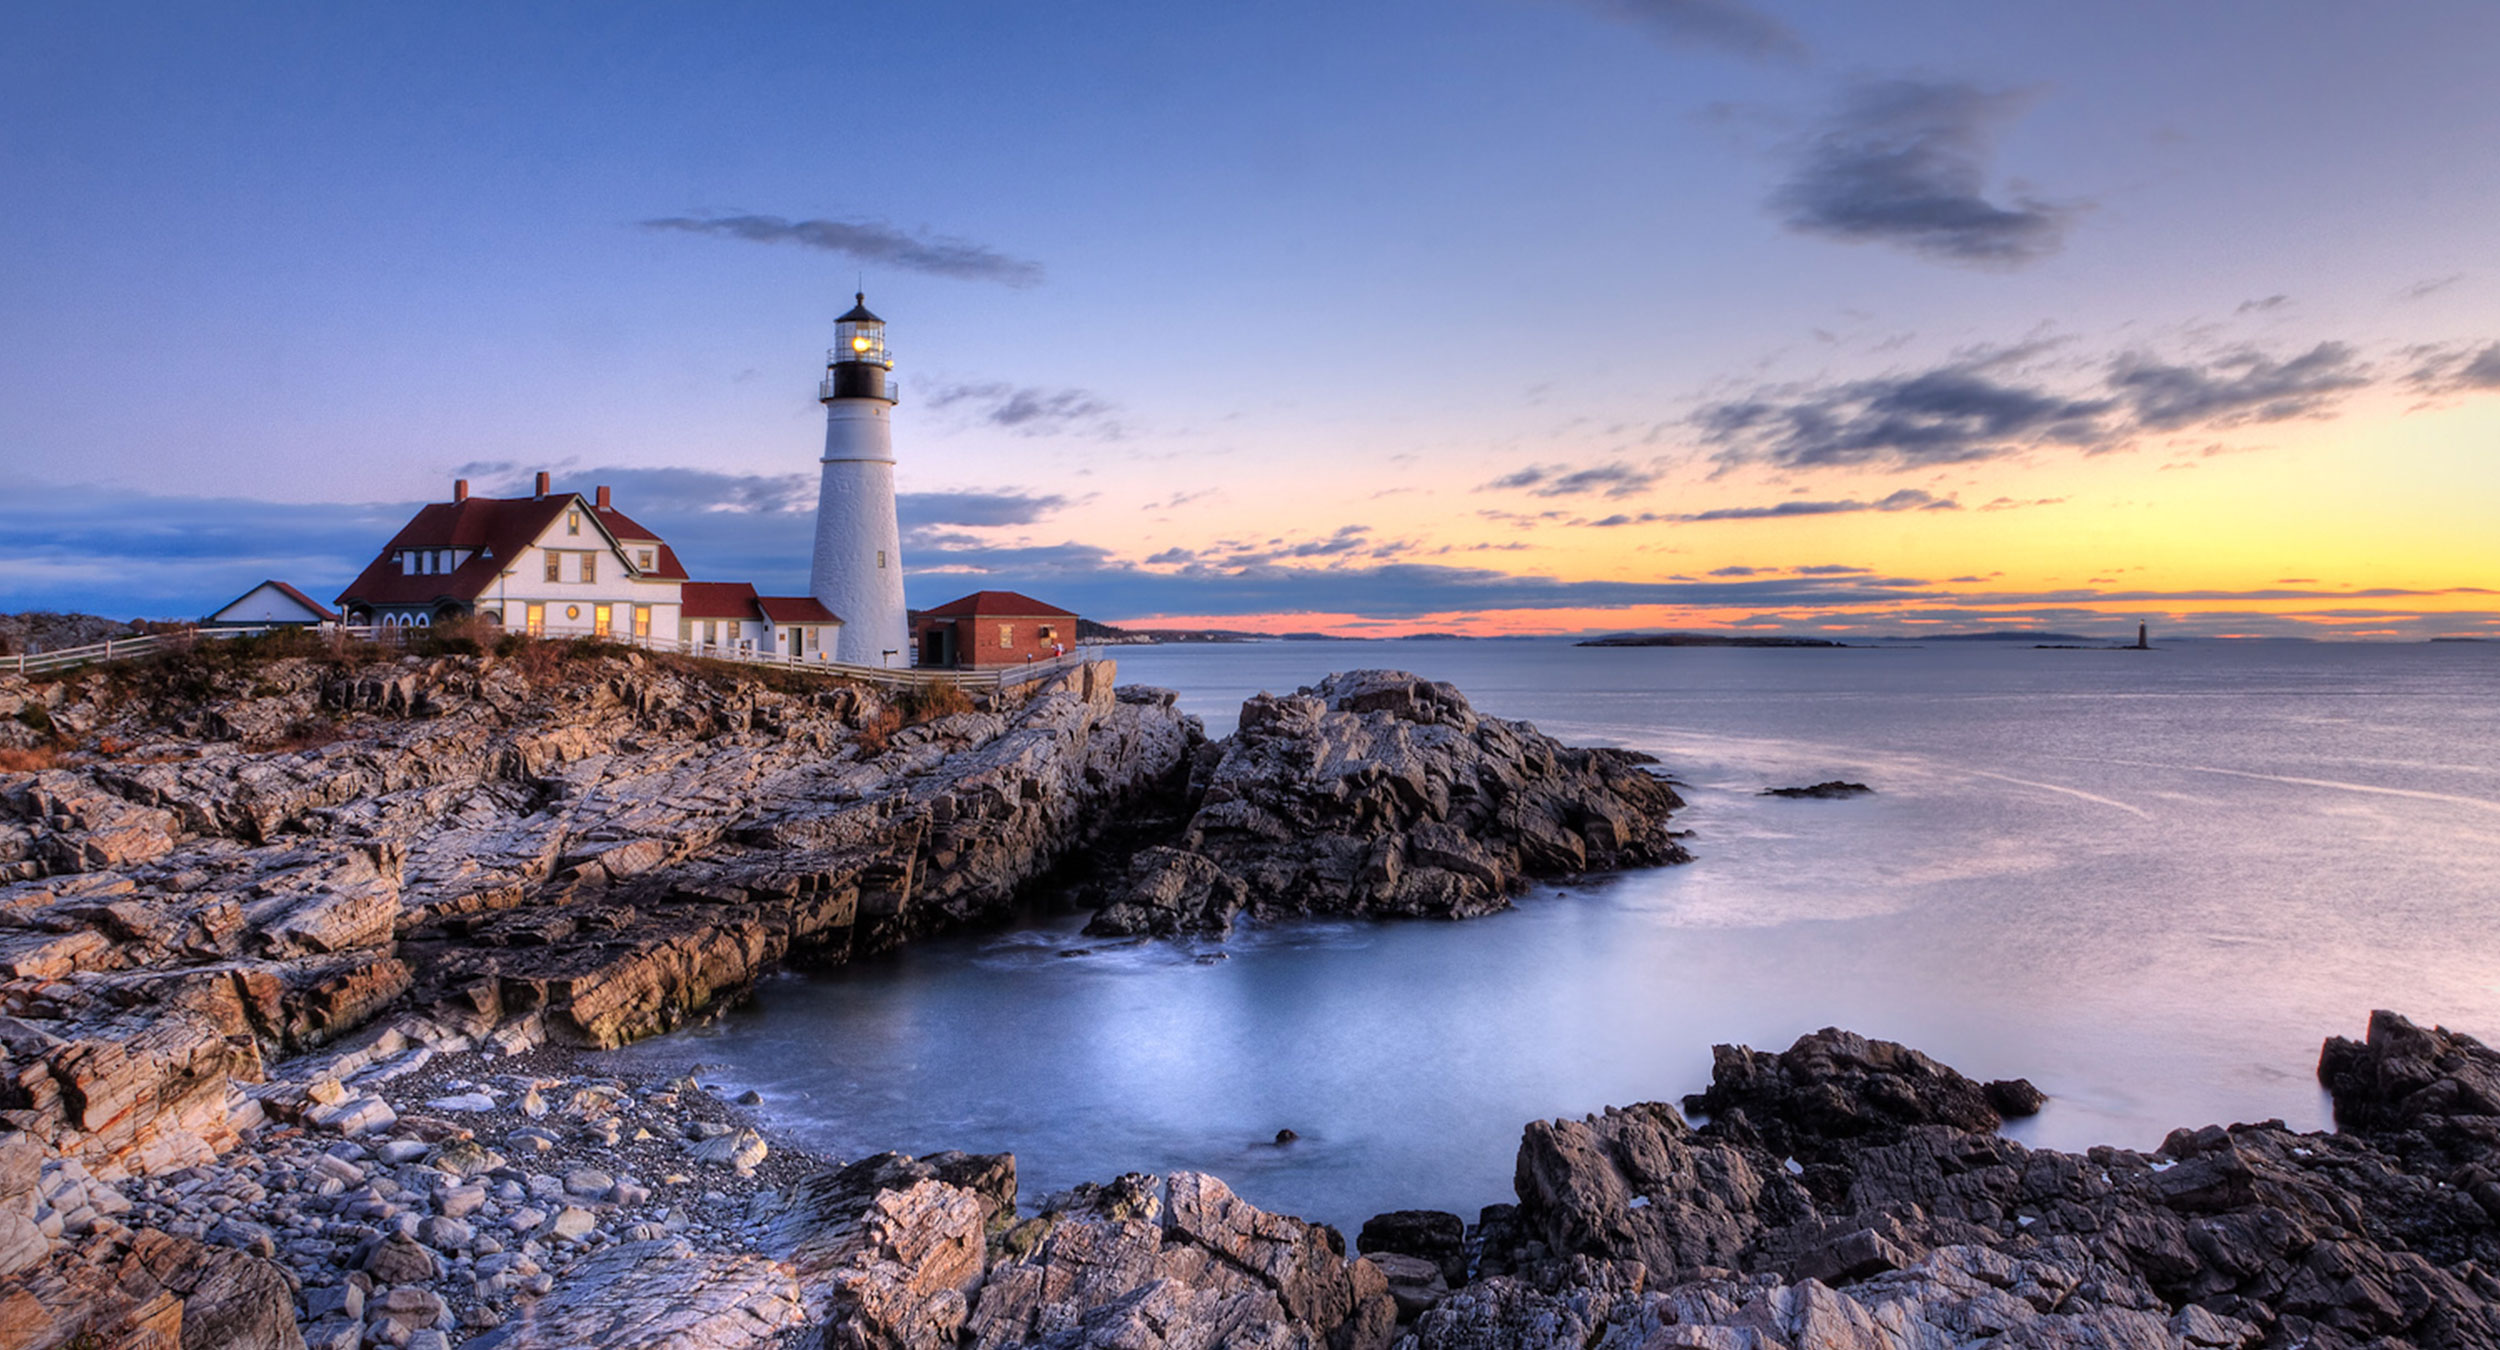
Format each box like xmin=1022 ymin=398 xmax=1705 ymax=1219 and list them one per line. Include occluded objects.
xmin=0 ymin=640 xmax=1203 ymax=1344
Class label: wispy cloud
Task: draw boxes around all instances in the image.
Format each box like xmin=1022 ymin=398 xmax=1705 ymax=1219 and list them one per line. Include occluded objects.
xmin=641 ymin=214 xmax=1044 ymax=287
xmin=1670 ymin=488 xmax=1959 ymax=520
xmin=1697 ymin=348 xmax=2112 ymax=469
xmin=2112 ymin=342 xmax=2369 ymax=430
xmin=1481 ymin=461 xmax=1662 ymax=499
xmin=2406 ymin=341 xmax=2500 ymax=394
xmin=1576 ymin=0 xmax=1806 ymax=63
xmin=923 ymin=382 xmax=1123 ymax=438
xmin=1699 ymin=337 xmax=2405 ymax=471
xmin=1772 ymin=80 xmax=2078 ymax=268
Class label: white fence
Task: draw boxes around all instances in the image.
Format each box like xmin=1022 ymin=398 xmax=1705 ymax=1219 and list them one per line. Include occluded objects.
xmin=6 ymin=624 xmax=1099 ymax=693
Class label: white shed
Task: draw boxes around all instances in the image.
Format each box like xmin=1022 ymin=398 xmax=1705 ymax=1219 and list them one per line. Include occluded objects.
xmin=206 ymin=580 xmax=338 ymax=627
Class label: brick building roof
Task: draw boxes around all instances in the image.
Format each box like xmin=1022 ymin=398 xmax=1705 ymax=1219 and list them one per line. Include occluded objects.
xmin=919 ymin=589 xmax=1077 ymax=619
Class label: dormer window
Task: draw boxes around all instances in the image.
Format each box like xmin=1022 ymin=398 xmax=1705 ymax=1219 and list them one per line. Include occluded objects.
xmin=638 ymin=549 xmax=654 ymax=569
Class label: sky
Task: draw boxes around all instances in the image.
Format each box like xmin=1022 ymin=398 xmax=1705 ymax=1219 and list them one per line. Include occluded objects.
xmin=4 ymin=1 xmax=2497 ymax=638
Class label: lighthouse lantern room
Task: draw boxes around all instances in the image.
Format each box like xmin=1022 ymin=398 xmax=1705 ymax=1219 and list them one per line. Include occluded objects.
xmin=809 ymin=293 xmax=910 ymax=665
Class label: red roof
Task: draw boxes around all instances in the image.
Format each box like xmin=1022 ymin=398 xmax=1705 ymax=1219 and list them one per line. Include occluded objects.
xmin=679 ymin=581 xmax=760 ymax=621
xmin=336 ymin=491 xmax=685 ymax=608
xmin=210 ymin=579 xmax=339 ymax=622
xmin=265 ymin=580 xmax=340 ymax=622
xmin=595 ymin=508 xmax=689 ymax=580
xmin=920 ymin=589 xmax=1077 ymax=619
xmin=757 ymin=596 xmax=839 ymax=624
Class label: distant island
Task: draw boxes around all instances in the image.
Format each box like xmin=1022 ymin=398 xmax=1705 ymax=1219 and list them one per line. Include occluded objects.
xmin=1576 ymin=632 xmax=1851 ymax=648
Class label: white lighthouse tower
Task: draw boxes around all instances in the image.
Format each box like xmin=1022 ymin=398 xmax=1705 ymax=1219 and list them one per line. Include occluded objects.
xmin=810 ymin=294 xmax=909 ymax=666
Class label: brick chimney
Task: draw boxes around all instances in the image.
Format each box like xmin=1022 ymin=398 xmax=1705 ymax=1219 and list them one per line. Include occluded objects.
xmin=595 ymin=485 xmax=611 ymax=510
xmin=453 ymin=478 xmax=469 ymax=503
xmin=534 ymin=471 xmax=551 ymax=499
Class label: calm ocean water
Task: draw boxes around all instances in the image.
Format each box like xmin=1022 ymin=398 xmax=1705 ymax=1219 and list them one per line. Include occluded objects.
xmin=612 ymin=638 xmax=2500 ymax=1234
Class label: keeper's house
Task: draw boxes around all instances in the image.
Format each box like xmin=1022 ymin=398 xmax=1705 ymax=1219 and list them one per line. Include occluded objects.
xmin=337 ymin=475 xmax=850 ymax=662
xmin=336 ymin=474 xmax=687 ymax=638
xmin=911 ymin=590 xmax=1078 ymax=669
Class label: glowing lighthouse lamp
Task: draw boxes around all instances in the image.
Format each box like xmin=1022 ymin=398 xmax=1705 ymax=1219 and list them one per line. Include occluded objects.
xmin=808 ymin=294 xmax=909 ymax=666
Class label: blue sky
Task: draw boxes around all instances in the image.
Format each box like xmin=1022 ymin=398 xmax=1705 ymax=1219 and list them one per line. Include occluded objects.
xmin=5 ymin=2 xmax=2497 ymax=635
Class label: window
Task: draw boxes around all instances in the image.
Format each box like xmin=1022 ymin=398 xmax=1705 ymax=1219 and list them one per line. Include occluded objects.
xmin=544 ymin=553 xmax=561 ymax=583
xmin=594 ymin=604 xmax=612 ymax=637
xmin=565 ymin=605 xmax=580 ymax=621
xmin=638 ymin=549 xmax=654 ymax=569
xmin=525 ymin=603 xmax=545 ymax=636
xmin=1039 ymin=625 xmax=1057 ymax=641
xmin=401 ymin=552 xmax=416 ymax=576
xmin=438 ymin=550 xmax=452 ymax=572
xmin=877 ymin=550 xmax=887 ymax=569
xmin=998 ymin=624 xmax=1014 ymax=647
xmin=580 ymin=552 xmax=596 ymax=584
xmin=703 ymin=621 xmax=717 ymax=643
xmin=567 ymin=510 xmax=581 ymax=536
xmin=415 ymin=613 xmax=430 ymax=627
xmin=634 ymin=605 xmax=651 ymax=638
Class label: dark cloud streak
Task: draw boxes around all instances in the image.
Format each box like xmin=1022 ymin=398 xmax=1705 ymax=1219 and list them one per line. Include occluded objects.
xmin=641 ymin=215 xmax=1044 ymax=287
xmin=1579 ymin=0 xmax=1806 ymax=62
xmin=924 ymin=382 xmax=1122 ymax=438
xmin=1480 ymin=461 xmax=1661 ymax=499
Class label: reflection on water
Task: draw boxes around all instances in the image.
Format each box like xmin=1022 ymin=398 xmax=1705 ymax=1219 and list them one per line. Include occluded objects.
xmin=613 ymin=639 xmax=2500 ymax=1234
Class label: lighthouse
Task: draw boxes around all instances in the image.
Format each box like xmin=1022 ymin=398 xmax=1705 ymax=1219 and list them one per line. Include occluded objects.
xmin=809 ymin=294 xmax=909 ymax=666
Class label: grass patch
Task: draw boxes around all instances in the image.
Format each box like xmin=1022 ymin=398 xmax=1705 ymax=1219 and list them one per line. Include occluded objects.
xmin=0 ymin=746 xmax=61 ymax=773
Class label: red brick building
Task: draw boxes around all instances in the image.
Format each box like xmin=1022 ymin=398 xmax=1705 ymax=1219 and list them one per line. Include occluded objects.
xmin=912 ymin=590 xmax=1078 ymax=668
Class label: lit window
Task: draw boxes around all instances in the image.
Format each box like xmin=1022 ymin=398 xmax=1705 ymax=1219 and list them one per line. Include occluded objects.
xmin=565 ymin=605 xmax=581 ymax=620
xmin=526 ymin=603 xmax=545 ymax=635
xmin=1039 ymin=625 xmax=1057 ymax=640
xmin=594 ymin=604 xmax=612 ymax=637
xmin=638 ymin=549 xmax=654 ymax=569
xmin=567 ymin=510 xmax=580 ymax=536
xmin=634 ymin=605 xmax=651 ymax=638
xmin=544 ymin=553 xmax=561 ymax=583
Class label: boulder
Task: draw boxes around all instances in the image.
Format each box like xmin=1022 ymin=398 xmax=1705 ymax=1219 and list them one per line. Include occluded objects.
xmin=1355 ymin=1208 xmax=1467 ymax=1285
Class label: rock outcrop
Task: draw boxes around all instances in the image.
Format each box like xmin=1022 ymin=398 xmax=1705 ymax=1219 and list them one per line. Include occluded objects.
xmin=968 ymin=1170 xmax=1397 ymax=1350
xmin=1425 ymin=1014 xmax=2500 ymax=1350
xmin=1087 ymin=671 xmax=1687 ymax=937
xmin=1759 ymin=780 xmax=1873 ymax=799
